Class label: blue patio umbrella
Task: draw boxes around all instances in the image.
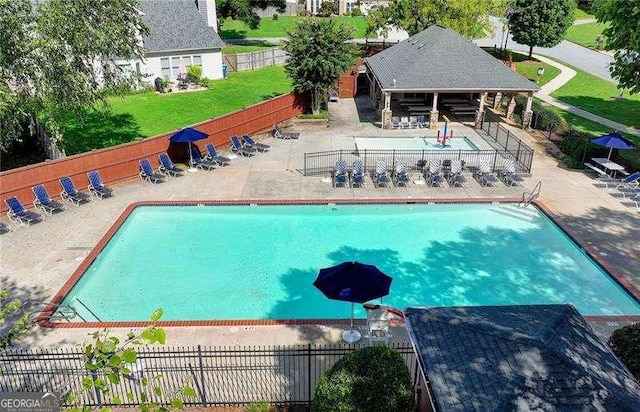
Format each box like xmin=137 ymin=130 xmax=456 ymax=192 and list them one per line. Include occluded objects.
xmin=591 ymin=132 xmax=636 ymax=160
xmin=314 ymin=261 xmax=393 ymax=343
xmin=169 ymin=127 xmax=209 ymax=171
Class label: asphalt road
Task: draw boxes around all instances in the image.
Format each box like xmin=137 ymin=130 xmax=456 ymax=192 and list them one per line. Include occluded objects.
xmin=475 ymin=16 xmax=614 ymax=83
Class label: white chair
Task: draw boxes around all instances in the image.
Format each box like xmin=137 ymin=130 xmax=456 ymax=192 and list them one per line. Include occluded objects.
xmin=364 ymin=304 xmax=392 ymax=345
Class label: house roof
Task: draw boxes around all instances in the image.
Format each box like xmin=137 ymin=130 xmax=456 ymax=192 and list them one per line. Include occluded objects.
xmin=139 ymin=0 xmax=224 ymax=53
xmin=405 ymin=304 xmax=640 ymax=412
xmin=365 ymin=25 xmax=539 ymax=93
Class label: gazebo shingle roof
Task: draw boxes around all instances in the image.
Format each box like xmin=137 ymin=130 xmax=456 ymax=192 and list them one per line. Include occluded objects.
xmin=405 ymin=304 xmax=640 ymax=412
xmin=140 ymin=0 xmax=224 ymax=54
xmin=365 ymin=25 xmax=539 ymax=92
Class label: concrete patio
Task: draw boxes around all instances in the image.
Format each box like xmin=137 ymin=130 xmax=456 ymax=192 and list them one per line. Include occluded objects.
xmin=1 ymin=96 xmax=638 ymax=349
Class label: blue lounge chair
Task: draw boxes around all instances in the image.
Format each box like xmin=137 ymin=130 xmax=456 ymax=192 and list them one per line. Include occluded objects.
xmin=598 ymin=171 xmax=640 ymax=189
xmin=373 ymin=160 xmax=392 ymax=187
xmin=32 ymin=184 xmax=66 ymax=215
xmin=449 ymin=160 xmax=467 ymax=187
xmin=352 ymin=160 xmax=366 ymax=187
xmin=393 ymin=160 xmax=410 ymax=187
xmin=5 ymin=197 xmax=43 ymax=226
xmin=475 ymin=159 xmax=500 ymax=187
xmin=139 ymin=158 xmax=166 ymax=183
xmin=87 ymin=170 xmax=114 ymax=199
xmin=426 ymin=160 xmax=446 ymax=187
xmin=205 ymin=144 xmax=230 ymax=166
xmin=390 ymin=117 xmax=401 ymax=129
xmin=231 ymin=135 xmax=256 ymax=157
xmin=273 ymin=124 xmax=300 ymax=139
xmin=0 ymin=221 xmax=11 ymax=234
xmin=59 ymin=176 xmax=92 ymax=205
xmin=190 ymin=147 xmax=217 ymax=170
xmin=158 ymin=152 xmax=184 ymax=177
xmin=333 ymin=160 xmax=349 ymax=188
xmin=500 ymin=159 xmax=524 ymax=186
xmin=242 ymin=134 xmax=270 ymax=152
xmin=416 ymin=116 xmax=427 ymax=128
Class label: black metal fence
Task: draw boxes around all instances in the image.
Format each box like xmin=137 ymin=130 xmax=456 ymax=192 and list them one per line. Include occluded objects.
xmin=0 ymin=343 xmax=418 ymax=408
xmin=481 ymin=112 xmax=535 ymax=172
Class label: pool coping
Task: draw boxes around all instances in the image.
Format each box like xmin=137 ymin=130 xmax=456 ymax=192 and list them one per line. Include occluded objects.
xmin=39 ymin=198 xmax=640 ymax=329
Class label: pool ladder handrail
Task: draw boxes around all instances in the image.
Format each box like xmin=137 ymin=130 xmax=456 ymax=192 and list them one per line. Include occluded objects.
xmin=520 ymin=181 xmax=542 ymax=207
xmin=22 ymin=300 xmax=86 ymax=323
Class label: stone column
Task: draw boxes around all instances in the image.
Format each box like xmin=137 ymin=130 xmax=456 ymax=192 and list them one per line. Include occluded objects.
xmin=382 ymin=92 xmax=391 ymax=129
xmin=506 ymin=95 xmax=516 ymax=120
xmin=522 ymin=92 xmax=533 ymax=129
xmin=493 ymin=92 xmax=502 ymax=109
xmin=429 ymin=92 xmax=439 ymax=129
xmin=474 ymin=92 xmax=487 ymax=129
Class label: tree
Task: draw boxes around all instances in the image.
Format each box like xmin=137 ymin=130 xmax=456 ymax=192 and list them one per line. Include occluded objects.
xmin=284 ymin=18 xmax=357 ymax=114
xmin=592 ymin=0 xmax=640 ymax=95
xmin=608 ymin=323 xmax=640 ymax=380
xmin=0 ymin=0 xmax=149 ymax=152
xmin=365 ymin=0 xmax=504 ymax=39
xmin=318 ymin=1 xmax=338 ymax=17
xmin=216 ymin=0 xmax=286 ymax=30
xmin=0 ymin=289 xmax=31 ymax=351
xmin=508 ymin=0 xmax=575 ymax=59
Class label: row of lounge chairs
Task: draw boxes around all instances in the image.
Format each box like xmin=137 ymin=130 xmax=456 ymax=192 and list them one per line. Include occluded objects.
xmin=391 ymin=116 xmax=428 ymax=129
xmin=332 ymin=158 xmax=525 ymax=189
xmin=586 ymin=168 xmax=640 ymax=210
xmin=273 ymin=124 xmax=301 ymax=140
xmin=3 ymin=171 xmax=114 ymax=228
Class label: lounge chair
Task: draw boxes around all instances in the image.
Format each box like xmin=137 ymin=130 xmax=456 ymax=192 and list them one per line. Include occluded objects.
xmin=426 ymin=160 xmax=446 ymax=187
xmin=351 ymin=160 xmax=366 ymax=187
xmin=373 ymin=160 xmax=392 ymax=187
xmin=190 ymin=147 xmax=217 ymax=170
xmin=390 ymin=117 xmax=401 ymax=129
xmin=230 ymin=135 xmax=256 ymax=157
xmin=204 ymin=144 xmax=231 ymax=166
xmin=32 ymin=184 xmax=66 ymax=215
xmin=87 ymin=170 xmax=114 ymax=199
xmin=0 ymin=221 xmax=11 ymax=234
xmin=5 ymin=197 xmax=44 ymax=226
xmin=604 ymin=171 xmax=640 ymax=189
xmin=409 ymin=116 xmax=418 ymax=129
xmin=416 ymin=115 xmax=427 ymax=128
xmin=616 ymin=187 xmax=640 ymax=199
xmin=393 ymin=160 xmax=410 ymax=187
xmin=158 ymin=152 xmax=184 ymax=177
xmin=333 ymin=160 xmax=349 ymax=188
xmin=59 ymin=176 xmax=92 ymax=205
xmin=273 ymin=124 xmax=300 ymax=140
xmin=363 ymin=303 xmax=392 ymax=345
xmin=501 ymin=159 xmax=524 ymax=186
xmin=138 ymin=158 xmax=166 ymax=183
xmin=449 ymin=159 xmax=467 ymax=187
xmin=400 ymin=116 xmax=410 ymax=129
xmin=476 ymin=159 xmax=500 ymax=187
xmin=242 ymin=134 xmax=270 ymax=152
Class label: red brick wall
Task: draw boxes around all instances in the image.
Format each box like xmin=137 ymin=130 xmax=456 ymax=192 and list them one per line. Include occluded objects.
xmin=0 ymin=93 xmax=305 ymax=212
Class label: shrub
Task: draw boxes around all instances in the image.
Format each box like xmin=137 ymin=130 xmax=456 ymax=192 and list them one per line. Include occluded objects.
xmin=557 ymin=135 xmax=587 ymax=167
xmin=187 ymin=64 xmax=203 ymax=82
xmin=351 ymin=7 xmax=362 ymax=17
xmin=272 ymin=13 xmax=279 ymax=20
xmin=311 ymin=346 xmax=414 ymax=412
xmin=608 ymin=323 xmax=640 ymax=380
xmin=246 ymin=401 xmax=270 ymax=412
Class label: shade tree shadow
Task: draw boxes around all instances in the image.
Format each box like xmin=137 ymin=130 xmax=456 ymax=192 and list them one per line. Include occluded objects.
xmin=60 ymin=109 xmax=142 ymax=155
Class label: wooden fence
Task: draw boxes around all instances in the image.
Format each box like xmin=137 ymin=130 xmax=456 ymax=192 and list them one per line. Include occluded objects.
xmin=223 ymin=48 xmax=288 ymax=72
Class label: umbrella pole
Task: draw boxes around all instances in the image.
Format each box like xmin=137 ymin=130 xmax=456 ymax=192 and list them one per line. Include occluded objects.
xmin=607 ymin=147 xmax=613 ymax=161
xmin=342 ymin=302 xmax=361 ymax=343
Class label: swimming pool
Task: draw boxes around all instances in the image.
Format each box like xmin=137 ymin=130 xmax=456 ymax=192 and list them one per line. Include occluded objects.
xmin=354 ymin=136 xmax=479 ymax=151
xmin=51 ymin=201 xmax=640 ymax=326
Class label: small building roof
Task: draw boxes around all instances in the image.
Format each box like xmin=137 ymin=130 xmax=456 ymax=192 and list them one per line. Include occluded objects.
xmin=405 ymin=304 xmax=640 ymax=412
xmin=140 ymin=0 xmax=225 ymax=54
xmin=365 ymin=25 xmax=539 ymax=93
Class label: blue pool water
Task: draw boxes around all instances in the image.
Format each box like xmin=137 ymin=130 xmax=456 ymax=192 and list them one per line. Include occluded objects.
xmin=61 ymin=204 xmax=640 ymax=321
xmin=354 ymin=136 xmax=478 ymax=151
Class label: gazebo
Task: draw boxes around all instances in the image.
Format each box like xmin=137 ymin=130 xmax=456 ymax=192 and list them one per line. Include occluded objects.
xmin=365 ymin=25 xmax=539 ymax=129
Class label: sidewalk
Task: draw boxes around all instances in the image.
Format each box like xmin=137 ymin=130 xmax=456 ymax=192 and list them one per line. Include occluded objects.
xmin=532 ymin=54 xmax=640 ymax=137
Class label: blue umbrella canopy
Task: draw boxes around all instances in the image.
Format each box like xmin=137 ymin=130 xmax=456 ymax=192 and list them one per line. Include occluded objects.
xmin=169 ymin=127 xmax=209 ymax=167
xmin=313 ymin=261 xmax=392 ymax=304
xmin=591 ymin=132 xmax=636 ymax=160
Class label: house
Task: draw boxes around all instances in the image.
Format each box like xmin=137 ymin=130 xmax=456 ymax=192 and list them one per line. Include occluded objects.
xmin=117 ymin=0 xmax=226 ymax=85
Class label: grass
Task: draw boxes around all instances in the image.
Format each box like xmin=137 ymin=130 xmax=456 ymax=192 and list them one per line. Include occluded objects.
xmin=513 ymin=60 xmax=561 ymax=87
xmin=574 ymin=7 xmax=594 ymax=20
xmin=60 ymin=66 xmax=292 ymax=154
xmin=223 ymin=41 xmax=281 ymax=55
xmin=220 ymin=16 xmax=369 ymax=39
xmin=551 ymin=70 xmax=640 ymax=129
xmin=565 ymin=22 xmax=607 ymax=49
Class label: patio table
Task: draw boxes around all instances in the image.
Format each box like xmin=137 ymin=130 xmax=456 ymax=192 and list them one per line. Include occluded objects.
xmin=592 ymin=157 xmax=626 ymax=178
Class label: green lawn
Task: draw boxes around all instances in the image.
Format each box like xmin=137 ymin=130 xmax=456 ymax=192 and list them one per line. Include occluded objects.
xmin=565 ymin=22 xmax=607 ymax=49
xmin=551 ymin=70 xmax=640 ymax=129
xmin=223 ymin=41 xmax=281 ymax=55
xmin=573 ymin=7 xmax=594 ymax=20
xmin=514 ymin=60 xmax=561 ymax=87
xmin=60 ymin=66 xmax=292 ymax=155
xmin=220 ymin=16 xmax=369 ymax=39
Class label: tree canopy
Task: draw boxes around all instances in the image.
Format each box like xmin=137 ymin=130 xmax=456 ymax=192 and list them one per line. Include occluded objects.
xmin=0 ymin=0 xmax=148 ymax=152
xmin=216 ymin=0 xmax=286 ymax=30
xmin=507 ymin=0 xmax=575 ymax=59
xmin=365 ymin=0 xmax=505 ymax=39
xmin=592 ymin=0 xmax=640 ymax=95
xmin=283 ymin=18 xmax=357 ymax=114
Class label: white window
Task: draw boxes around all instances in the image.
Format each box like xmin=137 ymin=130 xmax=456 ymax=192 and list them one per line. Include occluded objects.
xmin=160 ymin=58 xmax=170 ymax=78
xmin=193 ymin=55 xmax=202 ymax=67
xmin=171 ymin=57 xmax=181 ymax=77
xmin=182 ymin=56 xmax=192 ymax=66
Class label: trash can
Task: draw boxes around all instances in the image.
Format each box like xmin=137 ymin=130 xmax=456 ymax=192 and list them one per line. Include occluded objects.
xmin=222 ymin=64 xmax=228 ymax=79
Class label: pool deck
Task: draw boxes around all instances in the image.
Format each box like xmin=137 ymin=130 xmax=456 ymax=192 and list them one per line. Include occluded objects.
xmin=1 ymin=97 xmax=639 ymax=349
